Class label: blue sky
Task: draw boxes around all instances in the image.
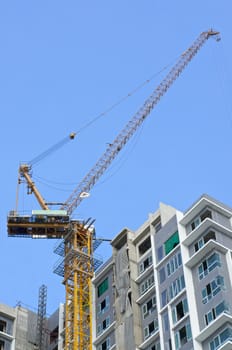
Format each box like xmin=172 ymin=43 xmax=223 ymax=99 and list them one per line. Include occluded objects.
xmin=0 ymin=1 xmax=231 ymax=314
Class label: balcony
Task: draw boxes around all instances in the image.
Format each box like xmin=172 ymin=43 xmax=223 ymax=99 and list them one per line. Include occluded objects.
xmin=195 ymin=313 xmax=232 ymax=343
xmin=185 ymin=240 xmax=227 ymax=268
xmin=218 ymin=341 xmax=232 ymax=350
xmin=182 ymin=219 xmax=232 ymax=247
xmin=180 ymin=196 xmax=232 ymax=227
xmin=139 ymin=328 xmax=159 ymax=350
xmin=135 ymin=264 xmax=154 ymax=284
xmin=136 ymin=284 xmax=156 ymax=305
xmin=93 ymin=321 xmax=116 ymax=345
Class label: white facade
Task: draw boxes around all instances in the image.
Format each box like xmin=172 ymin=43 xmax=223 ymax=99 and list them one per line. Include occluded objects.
xmin=92 ymin=195 xmax=232 ymax=350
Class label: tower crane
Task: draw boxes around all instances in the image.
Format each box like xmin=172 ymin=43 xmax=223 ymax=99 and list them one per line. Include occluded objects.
xmin=7 ymin=29 xmax=220 ymax=350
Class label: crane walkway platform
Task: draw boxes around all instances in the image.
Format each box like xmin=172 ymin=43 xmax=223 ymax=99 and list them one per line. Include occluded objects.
xmin=7 ymin=210 xmax=70 ymax=238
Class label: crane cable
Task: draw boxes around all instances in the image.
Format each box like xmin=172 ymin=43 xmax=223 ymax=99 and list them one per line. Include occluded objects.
xmin=30 ymin=56 xmax=179 ymax=173
xmin=29 ymin=132 xmax=76 ymax=167
xmin=32 ymin=121 xmax=145 ymax=192
xmin=75 ymin=56 xmax=180 ymax=134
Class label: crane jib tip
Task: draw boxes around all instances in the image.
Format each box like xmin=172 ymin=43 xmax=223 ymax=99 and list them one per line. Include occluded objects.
xmin=207 ymin=30 xmax=220 ymax=39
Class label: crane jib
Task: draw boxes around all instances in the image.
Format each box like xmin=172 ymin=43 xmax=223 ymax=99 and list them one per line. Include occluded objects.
xmin=61 ymin=29 xmax=220 ymax=216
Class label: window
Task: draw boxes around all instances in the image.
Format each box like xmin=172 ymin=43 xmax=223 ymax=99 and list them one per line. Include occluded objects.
xmin=194 ymin=230 xmax=216 ymax=252
xmin=98 ymin=278 xmax=109 ymax=297
xmin=166 ymin=252 xmax=182 ymax=276
xmin=142 ymin=296 xmax=156 ymax=319
xmin=202 ymin=275 xmax=225 ymax=304
xmin=97 ymin=316 xmax=110 ymax=335
xmin=162 ymin=312 xmax=169 ymax=332
xmin=164 ymin=231 xmax=179 ymax=255
xmin=139 ymin=255 xmax=152 ymax=274
xmin=191 ymin=208 xmax=212 ymax=231
xmin=0 ymin=340 xmax=5 ymax=350
xmin=172 ymin=298 xmax=188 ymax=324
xmin=153 ymin=217 xmax=162 ymax=233
xmin=165 ymin=339 xmax=172 ymax=350
xmin=205 ymin=300 xmax=229 ymax=325
xmin=159 ymin=267 xmax=166 ymax=284
xmin=151 ymin=342 xmax=161 ymax=350
xmin=210 ymin=327 xmax=232 ymax=350
xmin=0 ymin=320 xmax=6 ymax=333
xmin=169 ymin=275 xmax=185 ymax=300
xmin=144 ymin=319 xmax=159 ymax=339
xmin=97 ymin=337 xmax=110 ymax=350
xmin=198 ymin=252 xmax=221 ymax=280
xmin=139 ymin=236 xmax=151 ymax=256
xmin=97 ymin=296 xmax=110 ymax=316
xmin=157 ymin=246 xmax=163 ymax=262
xmin=161 ymin=289 xmax=168 ymax=308
xmin=140 ymin=274 xmax=154 ymax=295
xmin=174 ymin=323 xmax=192 ymax=349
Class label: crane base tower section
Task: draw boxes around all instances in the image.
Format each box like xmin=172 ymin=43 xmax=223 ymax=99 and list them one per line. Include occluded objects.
xmin=54 ymin=221 xmax=101 ymax=350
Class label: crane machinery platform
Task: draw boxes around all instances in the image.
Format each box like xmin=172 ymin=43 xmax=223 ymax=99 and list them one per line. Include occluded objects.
xmin=7 ymin=29 xmax=220 ymax=350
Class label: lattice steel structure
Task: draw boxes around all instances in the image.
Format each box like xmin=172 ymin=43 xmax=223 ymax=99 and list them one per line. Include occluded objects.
xmin=54 ymin=221 xmax=100 ymax=350
xmin=36 ymin=284 xmax=47 ymax=350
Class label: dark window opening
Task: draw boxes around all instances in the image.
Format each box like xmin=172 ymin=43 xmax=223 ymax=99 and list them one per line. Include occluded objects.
xmin=102 ymin=340 xmax=107 ymax=350
xmin=139 ymin=236 xmax=151 ymax=256
xmin=0 ymin=320 xmax=6 ymax=333
xmin=206 ymin=283 xmax=212 ymax=295
xmin=200 ymin=209 xmax=212 ymax=221
xmin=179 ymin=326 xmax=187 ymax=346
xmin=50 ymin=326 xmax=58 ymax=344
xmin=203 ymin=260 xmax=207 ymax=271
xmin=102 ymin=319 xmax=107 ymax=329
xmin=147 ymin=299 xmax=153 ymax=311
xmin=191 ymin=220 xmax=198 ymax=231
xmin=149 ymin=321 xmax=155 ymax=333
xmin=194 ymin=242 xmax=199 ymax=251
xmin=101 ymin=299 xmax=106 ymax=310
xmin=144 ymin=257 xmax=150 ymax=269
xmin=176 ymin=302 xmax=184 ymax=320
xmin=191 ymin=209 xmax=212 ymax=231
xmin=140 ymin=255 xmax=152 ymax=274
xmin=204 ymin=230 xmax=216 ymax=243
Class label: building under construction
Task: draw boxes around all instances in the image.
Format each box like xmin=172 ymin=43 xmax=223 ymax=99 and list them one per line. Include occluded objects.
xmin=92 ymin=194 xmax=232 ymax=350
xmin=5 ymin=30 xmax=223 ymax=350
xmin=2 ymin=194 xmax=232 ymax=349
xmin=0 ymin=301 xmax=64 ymax=350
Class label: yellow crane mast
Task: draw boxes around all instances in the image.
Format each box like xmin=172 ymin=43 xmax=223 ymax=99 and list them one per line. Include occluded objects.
xmin=7 ymin=30 xmax=220 ymax=350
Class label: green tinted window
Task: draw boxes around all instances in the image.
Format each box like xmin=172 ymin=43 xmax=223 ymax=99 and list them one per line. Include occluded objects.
xmin=98 ymin=278 xmax=109 ymax=297
xmin=165 ymin=231 xmax=179 ymax=255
